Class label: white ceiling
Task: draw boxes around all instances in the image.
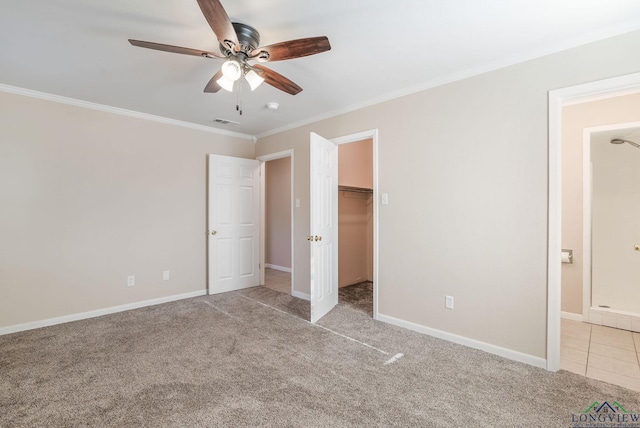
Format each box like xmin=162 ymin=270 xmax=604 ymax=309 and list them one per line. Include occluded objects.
xmin=2 ymin=0 xmax=640 ymax=138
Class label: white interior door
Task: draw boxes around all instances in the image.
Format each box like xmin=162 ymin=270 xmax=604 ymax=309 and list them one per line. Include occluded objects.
xmin=310 ymin=133 xmax=338 ymax=323
xmin=208 ymin=154 xmax=261 ymax=294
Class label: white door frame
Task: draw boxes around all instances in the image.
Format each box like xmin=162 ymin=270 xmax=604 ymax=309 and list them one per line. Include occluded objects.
xmin=547 ymin=72 xmax=640 ymax=371
xmin=332 ymin=129 xmax=380 ymax=320
xmin=257 ymin=150 xmax=295 ymax=294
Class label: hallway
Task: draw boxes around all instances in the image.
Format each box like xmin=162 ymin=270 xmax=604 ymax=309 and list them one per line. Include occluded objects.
xmin=263 ymin=268 xmax=291 ymax=294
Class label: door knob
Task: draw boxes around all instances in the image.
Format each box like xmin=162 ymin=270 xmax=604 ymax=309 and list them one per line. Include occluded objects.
xmin=210 ymin=230 xmax=217 ymax=236
xmin=307 ymin=236 xmax=312 ymax=241
xmin=314 ymin=235 xmax=322 ymax=241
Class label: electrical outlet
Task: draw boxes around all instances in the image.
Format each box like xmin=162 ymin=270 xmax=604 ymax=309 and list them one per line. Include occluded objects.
xmin=445 ymin=295 xmax=454 ymax=310
xmin=127 ymin=275 xmax=135 ymax=287
xmin=163 ymin=270 xmax=170 ymax=281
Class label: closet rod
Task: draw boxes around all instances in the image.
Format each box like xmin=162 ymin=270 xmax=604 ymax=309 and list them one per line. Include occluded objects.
xmin=338 ymin=185 xmax=373 ymax=194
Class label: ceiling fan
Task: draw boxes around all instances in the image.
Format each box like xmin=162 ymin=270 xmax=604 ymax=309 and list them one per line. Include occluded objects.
xmin=128 ymin=0 xmax=331 ymax=97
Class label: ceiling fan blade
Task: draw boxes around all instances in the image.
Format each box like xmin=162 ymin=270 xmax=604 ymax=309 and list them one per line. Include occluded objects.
xmin=128 ymin=39 xmax=223 ymax=58
xmin=196 ymin=0 xmax=239 ymax=51
xmin=252 ymin=36 xmax=331 ymax=62
xmin=254 ymin=65 xmax=302 ymax=95
xmin=204 ymin=69 xmax=224 ymax=93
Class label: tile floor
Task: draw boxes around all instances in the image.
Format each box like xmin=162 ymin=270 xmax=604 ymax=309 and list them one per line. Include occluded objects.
xmin=263 ymin=268 xmax=291 ymax=294
xmin=561 ymin=318 xmax=640 ymax=391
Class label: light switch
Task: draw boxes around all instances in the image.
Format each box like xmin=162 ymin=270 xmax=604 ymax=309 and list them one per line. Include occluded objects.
xmin=445 ymin=295 xmax=454 ymax=309
xmin=295 ymin=199 xmax=300 ymax=208
xmin=381 ymin=193 xmax=389 ymax=205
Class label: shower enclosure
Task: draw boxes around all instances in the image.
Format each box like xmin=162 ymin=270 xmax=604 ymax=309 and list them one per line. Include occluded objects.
xmin=588 ymin=133 xmax=640 ymax=330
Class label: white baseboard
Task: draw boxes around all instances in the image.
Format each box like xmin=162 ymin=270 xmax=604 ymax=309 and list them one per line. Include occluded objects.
xmin=265 ymin=264 xmax=292 ymax=273
xmin=561 ymin=311 xmax=583 ymax=322
xmin=377 ymin=313 xmax=547 ymax=370
xmin=0 ymin=290 xmax=207 ymax=336
xmin=292 ymin=290 xmax=310 ymax=301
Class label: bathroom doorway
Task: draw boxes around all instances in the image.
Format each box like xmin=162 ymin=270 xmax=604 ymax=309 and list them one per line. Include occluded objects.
xmin=546 ymin=73 xmax=640 ymax=374
xmin=556 ymin=89 xmax=640 ymax=326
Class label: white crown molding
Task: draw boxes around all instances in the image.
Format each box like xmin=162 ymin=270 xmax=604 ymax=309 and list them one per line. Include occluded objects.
xmin=4 ymin=26 xmax=640 ymax=142
xmin=0 ymin=84 xmax=255 ymax=141
xmin=256 ymin=26 xmax=640 ymax=140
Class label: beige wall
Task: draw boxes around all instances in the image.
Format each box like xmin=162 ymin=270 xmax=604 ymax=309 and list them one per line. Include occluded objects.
xmin=561 ymin=93 xmax=640 ymax=315
xmin=0 ymin=91 xmax=254 ymax=329
xmin=256 ymin=29 xmax=640 ymax=359
xmin=265 ymin=157 xmax=291 ymax=269
xmin=338 ymin=139 xmax=373 ymax=189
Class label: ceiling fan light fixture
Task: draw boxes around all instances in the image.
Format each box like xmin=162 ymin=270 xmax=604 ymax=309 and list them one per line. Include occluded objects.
xmin=216 ymin=75 xmax=235 ymax=92
xmin=245 ymin=69 xmax=265 ymax=91
xmin=220 ymin=59 xmax=242 ymax=81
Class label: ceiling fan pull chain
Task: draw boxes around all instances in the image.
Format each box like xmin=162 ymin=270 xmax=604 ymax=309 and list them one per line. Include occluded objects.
xmin=235 ymin=79 xmax=239 ymax=111
xmin=237 ymin=78 xmax=243 ymax=115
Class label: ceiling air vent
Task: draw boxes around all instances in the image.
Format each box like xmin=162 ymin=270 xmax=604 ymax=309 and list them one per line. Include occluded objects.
xmin=214 ymin=118 xmax=240 ymax=125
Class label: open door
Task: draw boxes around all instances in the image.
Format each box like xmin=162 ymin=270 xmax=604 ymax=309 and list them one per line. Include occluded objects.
xmin=309 ymin=133 xmax=338 ymax=323
xmin=208 ymin=154 xmax=261 ymax=294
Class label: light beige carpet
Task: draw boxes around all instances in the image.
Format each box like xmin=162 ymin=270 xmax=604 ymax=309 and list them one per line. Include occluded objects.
xmin=1 ymin=286 xmax=638 ymax=427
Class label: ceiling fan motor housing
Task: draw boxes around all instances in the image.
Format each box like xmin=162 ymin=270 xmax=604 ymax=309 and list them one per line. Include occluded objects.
xmin=220 ymin=22 xmax=260 ymax=56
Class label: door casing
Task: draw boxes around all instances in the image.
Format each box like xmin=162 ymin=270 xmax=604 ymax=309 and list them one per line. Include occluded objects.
xmin=332 ymin=129 xmax=380 ymax=320
xmin=547 ymin=72 xmax=640 ymax=371
xmin=257 ymin=150 xmax=295 ymax=295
